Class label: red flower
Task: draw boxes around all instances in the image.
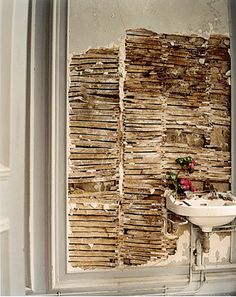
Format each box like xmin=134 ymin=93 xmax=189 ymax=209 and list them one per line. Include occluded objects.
xmin=188 ymin=162 xmax=195 ymax=169
xmin=168 ymin=156 xmax=197 ymax=193
xmin=179 ymin=178 xmax=192 ymax=190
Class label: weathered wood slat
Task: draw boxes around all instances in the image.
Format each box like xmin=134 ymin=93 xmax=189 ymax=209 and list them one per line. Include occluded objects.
xmin=69 ymin=232 xmax=117 ymax=238
xmin=69 ymin=131 xmax=117 ymax=140
xmin=70 ymin=226 xmax=117 ymax=232
xmin=69 ymin=121 xmax=118 ymax=129
xmin=69 ymin=160 xmax=119 ymax=167
xmin=69 ymin=115 xmax=118 ymax=122
xmin=69 ymin=204 xmax=117 ymax=210
xmin=69 ymin=221 xmax=117 ymax=228
xmin=70 ymin=140 xmax=117 ymax=149
xmin=69 ymin=153 xmax=119 ymax=160
xmin=69 ymin=102 xmax=119 ymax=110
xmin=68 ymin=237 xmax=117 ymax=244
xmin=69 ymin=262 xmax=117 ymax=268
xmin=68 ymin=244 xmax=117 ymax=251
xmin=69 ymin=215 xmax=118 ymax=222
xmin=69 ymin=256 xmax=115 ymax=263
xmin=68 ymin=177 xmax=119 ymax=184
xmin=69 ymin=127 xmax=117 ymax=136
xmin=69 ymin=251 xmax=116 ymax=257
xmin=69 ymin=209 xmax=117 ymax=216
xmin=69 ymin=147 xmax=118 ymax=154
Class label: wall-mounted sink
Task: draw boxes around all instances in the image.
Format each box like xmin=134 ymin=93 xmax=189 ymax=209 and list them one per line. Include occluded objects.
xmin=165 ymin=190 xmax=236 ymax=232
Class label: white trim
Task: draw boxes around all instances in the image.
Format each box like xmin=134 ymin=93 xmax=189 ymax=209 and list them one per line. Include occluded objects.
xmin=50 ymin=0 xmax=69 ymax=290
xmin=228 ymin=0 xmax=236 ymax=264
xmin=0 ymin=218 xmax=10 ymax=295
xmin=25 ymin=0 xmax=36 ymax=291
xmin=0 ymin=0 xmax=13 ymax=180
xmin=50 ymin=0 xmax=57 ymax=288
xmin=229 ymin=0 xmax=236 ymax=195
xmin=27 ymin=0 xmax=52 ymax=293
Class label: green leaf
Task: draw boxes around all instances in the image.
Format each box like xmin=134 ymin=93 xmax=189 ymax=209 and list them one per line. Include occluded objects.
xmin=169 ymin=172 xmax=177 ymax=181
xmin=186 ymin=156 xmax=192 ymax=163
xmin=176 ymin=158 xmax=184 ymax=166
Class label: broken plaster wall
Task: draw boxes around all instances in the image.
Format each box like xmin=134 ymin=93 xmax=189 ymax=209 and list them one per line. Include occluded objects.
xmin=68 ymin=0 xmax=231 ymax=270
xmin=68 ymin=29 xmax=230 ymax=270
xmin=69 ymin=0 xmax=229 ymax=53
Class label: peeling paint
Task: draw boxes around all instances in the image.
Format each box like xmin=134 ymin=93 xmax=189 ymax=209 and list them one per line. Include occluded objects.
xmin=145 ymin=230 xmax=190 ymax=266
xmin=69 ymin=203 xmax=76 ymax=210
xmin=199 ymin=58 xmax=206 ymax=64
xmin=203 ymin=233 xmax=230 ymax=264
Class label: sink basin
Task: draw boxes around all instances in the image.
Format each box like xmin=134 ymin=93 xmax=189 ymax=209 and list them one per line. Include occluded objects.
xmin=165 ymin=190 xmax=236 ymax=232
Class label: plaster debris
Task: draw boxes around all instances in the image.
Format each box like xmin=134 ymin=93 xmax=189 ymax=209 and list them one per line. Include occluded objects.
xmin=199 ymin=58 xmax=205 ymax=64
xmin=90 ymin=203 xmax=98 ymax=209
xmin=69 ymin=203 xmax=76 ymax=210
xmin=104 ymin=204 xmax=110 ymax=210
xmin=150 ymin=188 xmax=155 ymax=194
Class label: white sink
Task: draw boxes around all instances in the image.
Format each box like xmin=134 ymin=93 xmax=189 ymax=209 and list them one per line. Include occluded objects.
xmin=165 ymin=190 xmax=236 ymax=232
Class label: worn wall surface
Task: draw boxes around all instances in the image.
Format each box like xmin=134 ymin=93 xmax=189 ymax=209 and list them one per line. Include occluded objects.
xmin=68 ymin=28 xmax=230 ymax=270
xmin=68 ymin=0 xmax=231 ymax=272
xmin=69 ymin=0 xmax=229 ymax=53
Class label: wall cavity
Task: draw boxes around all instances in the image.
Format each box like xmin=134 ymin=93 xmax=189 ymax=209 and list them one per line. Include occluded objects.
xmin=68 ymin=28 xmax=230 ymax=271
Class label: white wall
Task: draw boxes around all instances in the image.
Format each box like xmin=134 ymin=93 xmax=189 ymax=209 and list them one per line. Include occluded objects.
xmin=69 ymin=0 xmax=229 ymax=53
xmin=0 ymin=0 xmax=29 ymax=295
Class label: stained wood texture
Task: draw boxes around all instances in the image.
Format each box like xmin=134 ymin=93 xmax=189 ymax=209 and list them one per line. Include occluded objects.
xmin=68 ymin=48 xmax=120 ymax=269
xmin=68 ymin=29 xmax=231 ymax=270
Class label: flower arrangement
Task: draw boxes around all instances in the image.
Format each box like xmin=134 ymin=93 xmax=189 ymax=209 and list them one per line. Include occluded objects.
xmin=167 ymin=156 xmax=197 ymax=194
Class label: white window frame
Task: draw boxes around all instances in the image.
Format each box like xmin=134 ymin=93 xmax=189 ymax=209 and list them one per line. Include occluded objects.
xmin=27 ymin=0 xmax=236 ymax=295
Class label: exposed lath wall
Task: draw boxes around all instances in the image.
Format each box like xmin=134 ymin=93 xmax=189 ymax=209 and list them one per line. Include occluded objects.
xmin=68 ymin=29 xmax=230 ymax=270
xmin=68 ymin=48 xmax=120 ymax=269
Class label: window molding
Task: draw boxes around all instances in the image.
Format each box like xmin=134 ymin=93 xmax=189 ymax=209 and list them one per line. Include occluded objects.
xmin=49 ymin=0 xmax=68 ymax=290
xmin=0 ymin=0 xmax=14 ymax=182
xmin=26 ymin=0 xmax=51 ymax=293
xmin=228 ymin=0 xmax=236 ymax=263
xmin=0 ymin=218 xmax=10 ymax=295
xmin=229 ymin=0 xmax=236 ymax=195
